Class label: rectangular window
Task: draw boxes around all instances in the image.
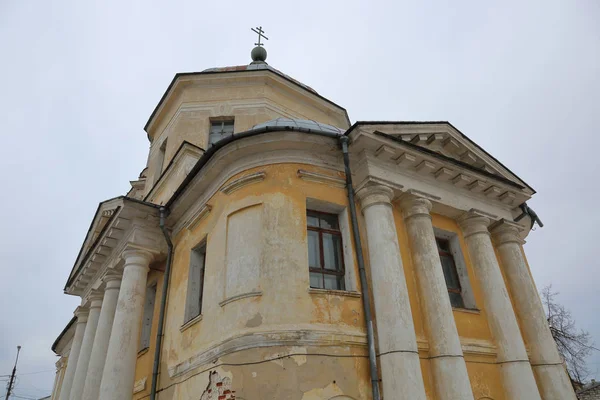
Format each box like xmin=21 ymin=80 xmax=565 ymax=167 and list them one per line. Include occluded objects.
xmin=154 ymin=139 xmax=167 ymax=184
xmin=436 ymin=237 xmax=465 ymax=308
xmin=209 ymin=120 xmax=234 ymax=146
xmin=307 ymin=210 xmax=345 ymax=290
xmin=139 ymin=284 xmax=157 ymax=351
xmin=184 ymin=242 xmax=207 ymax=324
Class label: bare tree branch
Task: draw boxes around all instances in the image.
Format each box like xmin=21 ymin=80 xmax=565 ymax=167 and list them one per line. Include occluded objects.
xmin=542 ymin=284 xmax=596 ymax=383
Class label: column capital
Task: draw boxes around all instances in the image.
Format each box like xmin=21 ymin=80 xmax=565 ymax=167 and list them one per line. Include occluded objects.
xmin=56 ymin=357 xmax=67 ymax=369
xmin=356 ymin=184 xmax=394 ymax=210
xmin=398 ymin=193 xmax=433 ymax=220
xmin=86 ymin=290 xmax=104 ymax=309
xmin=121 ymin=247 xmax=154 ymax=268
xmin=74 ymin=306 xmax=89 ymax=323
xmin=458 ymin=210 xmax=493 ymax=238
xmin=490 ymin=219 xmax=525 ymax=246
xmin=102 ymin=270 xmax=123 ymax=290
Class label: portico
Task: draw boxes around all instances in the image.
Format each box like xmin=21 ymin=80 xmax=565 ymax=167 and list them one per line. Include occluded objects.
xmin=55 ymin=197 xmax=165 ymax=400
xmin=346 ymin=121 xmax=573 ymax=399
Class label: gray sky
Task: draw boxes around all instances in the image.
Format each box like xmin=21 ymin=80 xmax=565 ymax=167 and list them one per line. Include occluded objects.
xmin=1 ymin=1 xmax=598 ymax=397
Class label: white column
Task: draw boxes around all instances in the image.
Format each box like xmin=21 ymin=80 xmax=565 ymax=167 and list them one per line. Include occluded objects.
xmin=98 ymin=249 xmax=153 ymax=400
xmin=51 ymin=358 xmax=66 ymax=400
xmin=491 ymin=220 xmax=577 ymax=400
xmin=59 ymin=307 xmax=88 ymax=400
xmin=69 ymin=291 xmax=103 ymax=400
xmin=82 ymin=272 xmax=122 ymax=400
xmin=356 ymin=184 xmax=427 ymax=400
xmin=458 ymin=212 xmax=541 ymax=400
xmin=400 ymin=195 xmax=474 ymax=400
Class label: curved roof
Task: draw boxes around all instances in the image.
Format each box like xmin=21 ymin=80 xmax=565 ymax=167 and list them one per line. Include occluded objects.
xmin=252 ymin=118 xmax=345 ymax=135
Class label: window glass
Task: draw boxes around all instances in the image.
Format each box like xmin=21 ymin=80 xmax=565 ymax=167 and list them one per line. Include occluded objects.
xmin=209 ymin=120 xmax=234 ymax=146
xmin=436 ymin=236 xmax=465 ymax=308
xmin=310 ymin=272 xmax=324 ymax=289
xmin=440 ymin=255 xmax=461 ymax=290
xmin=307 ymin=230 xmax=321 ymax=269
xmin=448 ymin=292 xmax=465 ymax=308
xmin=319 ymin=213 xmax=339 ymax=230
xmin=307 ymin=213 xmax=320 ymax=228
xmin=322 ymin=233 xmax=342 ymax=271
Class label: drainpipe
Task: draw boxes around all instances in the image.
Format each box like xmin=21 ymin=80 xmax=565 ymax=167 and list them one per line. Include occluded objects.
xmin=150 ymin=206 xmax=174 ymax=400
xmin=514 ymin=202 xmax=544 ymax=229
xmin=340 ymin=136 xmax=382 ymax=400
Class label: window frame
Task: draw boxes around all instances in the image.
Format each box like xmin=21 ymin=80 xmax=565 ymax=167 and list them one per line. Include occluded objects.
xmin=209 ymin=119 xmax=235 ymax=146
xmin=433 ymin=227 xmax=477 ymax=310
xmin=436 ymin=237 xmax=465 ymax=308
xmin=183 ymin=241 xmax=207 ymax=325
xmin=307 ymin=209 xmax=346 ymax=291
xmin=139 ymin=283 xmax=157 ymax=352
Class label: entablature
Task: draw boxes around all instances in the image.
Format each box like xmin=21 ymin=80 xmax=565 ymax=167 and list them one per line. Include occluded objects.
xmin=348 ymin=122 xmax=534 ymax=194
xmin=65 ymin=197 xmax=166 ymax=297
xmin=349 ymin=128 xmax=534 ymax=234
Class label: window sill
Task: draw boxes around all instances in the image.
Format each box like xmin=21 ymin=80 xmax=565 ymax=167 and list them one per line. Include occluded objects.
xmin=308 ymin=288 xmax=361 ymax=298
xmin=137 ymin=347 xmax=149 ymax=358
xmin=219 ymin=290 xmax=263 ymax=307
xmin=452 ymin=307 xmax=480 ymax=315
xmin=180 ymin=314 xmax=203 ymax=332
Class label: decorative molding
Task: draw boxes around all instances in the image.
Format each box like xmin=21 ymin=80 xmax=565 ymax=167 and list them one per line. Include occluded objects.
xmin=297 ymin=169 xmax=346 ymax=188
xmin=168 ymin=327 xmax=368 ymax=378
xmin=220 ymin=171 xmax=266 ymax=195
xmin=416 ymin=336 xmax=497 ymax=358
xmin=133 ymin=376 xmax=147 ymax=394
xmin=180 ymin=314 xmax=203 ymax=332
xmin=170 ymin=134 xmax=344 ymax=234
xmin=219 ymin=291 xmax=263 ymax=307
xmin=354 ymin=176 xmax=404 ymax=194
xmin=403 ymin=188 xmax=441 ymax=202
xmin=101 ymin=209 xmax=116 ymax=217
xmin=185 ymin=204 xmax=212 ymax=232
xmin=307 ymin=288 xmax=361 ymax=298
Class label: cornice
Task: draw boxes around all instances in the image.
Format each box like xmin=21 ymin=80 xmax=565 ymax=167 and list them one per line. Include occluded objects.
xmin=297 ymin=169 xmax=346 ymax=188
xmin=220 ymin=171 xmax=266 ymax=195
xmin=168 ymin=327 xmax=367 ymax=378
xmin=169 ymin=132 xmax=343 ymax=233
xmin=66 ymin=201 xmax=164 ymax=297
xmin=145 ymin=69 xmax=349 ymax=140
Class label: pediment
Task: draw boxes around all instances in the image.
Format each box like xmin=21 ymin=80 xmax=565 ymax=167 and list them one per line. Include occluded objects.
xmin=350 ymin=121 xmax=534 ymax=194
xmin=65 ymin=196 xmax=163 ymax=295
xmin=69 ymin=197 xmax=122 ymax=283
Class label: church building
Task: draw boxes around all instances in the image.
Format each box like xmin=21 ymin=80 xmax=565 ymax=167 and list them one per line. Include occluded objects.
xmin=48 ymin=32 xmax=576 ymax=400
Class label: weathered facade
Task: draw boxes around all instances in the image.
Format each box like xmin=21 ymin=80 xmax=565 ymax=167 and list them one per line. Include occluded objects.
xmin=49 ymin=49 xmax=576 ymax=400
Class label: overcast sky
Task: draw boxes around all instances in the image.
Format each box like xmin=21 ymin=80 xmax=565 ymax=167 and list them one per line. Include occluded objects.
xmin=1 ymin=1 xmax=599 ymax=398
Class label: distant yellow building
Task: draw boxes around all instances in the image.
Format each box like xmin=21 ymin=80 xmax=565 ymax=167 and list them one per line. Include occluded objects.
xmin=49 ymin=42 xmax=576 ymax=400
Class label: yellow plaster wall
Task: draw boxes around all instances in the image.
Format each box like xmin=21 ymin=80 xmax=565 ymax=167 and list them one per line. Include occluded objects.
xmin=135 ymin=162 xmax=523 ymax=399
